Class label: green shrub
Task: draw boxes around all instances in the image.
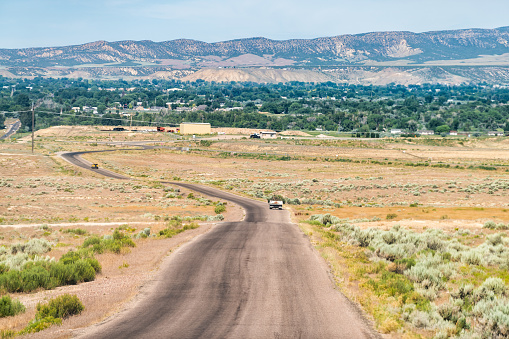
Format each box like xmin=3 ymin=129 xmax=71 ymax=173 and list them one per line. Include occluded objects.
xmin=62 ymin=228 xmax=88 ymax=235
xmin=136 ymin=228 xmax=151 ymax=239
xmin=20 ymin=265 xmax=51 ymax=292
xmin=19 ymin=316 xmax=62 ymax=334
xmin=0 ymin=329 xmax=15 ymax=338
xmin=82 ymin=228 xmax=135 ymax=254
xmin=49 ymin=262 xmax=79 ymax=286
xmin=72 ymin=260 xmax=96 ymax=283
xmin=59 ymin=250 xmax=101 ymax=274
xmin=0 ymin=295 xmax=25 ymax=317
xmin=0 ymin=271 xmax=22 ymax=292
xmin=159 ymin=223 xmax=199 ymax=238
xmin=82 ymin=236 xmax=101 ymax=248
xmin=0 ymin=249 xmax=100 ymax=293
xmin=214 ymin=204 xmax=226 ymax=214
xmin=386 ymin=213 xmax=398 ymax=220
xmin=36 ymin=294 xmax=84 ymax=319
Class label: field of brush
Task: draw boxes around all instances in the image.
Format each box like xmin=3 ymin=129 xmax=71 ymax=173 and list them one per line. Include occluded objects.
xmin=1 ymin=126 xmax=509 ymax=338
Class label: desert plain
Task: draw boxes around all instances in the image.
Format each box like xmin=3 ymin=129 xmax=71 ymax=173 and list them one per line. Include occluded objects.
xmin=1 ymin=125 xmax=509 ymax=338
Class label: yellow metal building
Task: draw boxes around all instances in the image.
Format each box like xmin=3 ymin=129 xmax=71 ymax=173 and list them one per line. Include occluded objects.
xmin=179 ymin=122 xmax=212 ymax=135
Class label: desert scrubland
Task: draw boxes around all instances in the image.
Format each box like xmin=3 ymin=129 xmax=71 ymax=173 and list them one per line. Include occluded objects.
xmin=1 ymin=127 xmax=509 ymax=338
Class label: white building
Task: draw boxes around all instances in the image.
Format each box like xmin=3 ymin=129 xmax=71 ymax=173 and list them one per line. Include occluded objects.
xmin=488 ymin=131 xmax=505 ymax=136
xmin=260 ymin=131 xmax=277 ymax=139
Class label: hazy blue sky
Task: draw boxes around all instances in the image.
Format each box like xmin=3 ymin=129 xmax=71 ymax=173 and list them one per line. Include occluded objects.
xmin=0 ymin=0 xmax=508 ymax=49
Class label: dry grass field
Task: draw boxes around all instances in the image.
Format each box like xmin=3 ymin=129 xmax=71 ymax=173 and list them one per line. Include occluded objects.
xmin=1 ymin=126 xmax=509 ymax=338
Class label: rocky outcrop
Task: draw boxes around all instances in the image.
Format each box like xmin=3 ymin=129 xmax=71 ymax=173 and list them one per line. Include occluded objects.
xmin=1 ymin=27 xmax=509 ymax=84
xmin=1 ymin=27 xmax=509 ymax=67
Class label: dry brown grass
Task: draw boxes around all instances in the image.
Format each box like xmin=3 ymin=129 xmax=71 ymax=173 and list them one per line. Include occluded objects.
xmin=1 ymin=127 xmax=509 ymax=336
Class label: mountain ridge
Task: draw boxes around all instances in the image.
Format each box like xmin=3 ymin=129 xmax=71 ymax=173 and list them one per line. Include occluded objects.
xmin=1 ymin=26 xmax=509 ymax=67
xmin=2 ymin=26 xmax=509 ymax=84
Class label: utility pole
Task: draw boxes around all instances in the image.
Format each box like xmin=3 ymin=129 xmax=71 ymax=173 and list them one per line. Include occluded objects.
xmin=31 ymin=103 xmax=35 ymax=154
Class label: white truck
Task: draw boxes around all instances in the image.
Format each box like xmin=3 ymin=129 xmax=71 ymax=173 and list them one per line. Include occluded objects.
xmin=268 ymin=200 xmax=283 ymax=210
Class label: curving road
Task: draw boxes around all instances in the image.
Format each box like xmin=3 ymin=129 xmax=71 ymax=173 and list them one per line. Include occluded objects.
xmin=61 ymin=150 xmax=378 ymax=339
xmin=0 ymin=119 xmax=21 ymax=140
xmin=60 ymin=150 xmax=131 ymax=180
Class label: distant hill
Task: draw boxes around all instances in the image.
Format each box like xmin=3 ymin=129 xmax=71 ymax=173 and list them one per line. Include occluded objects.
xmin=2 ymin=27 xmax=509 ymax=84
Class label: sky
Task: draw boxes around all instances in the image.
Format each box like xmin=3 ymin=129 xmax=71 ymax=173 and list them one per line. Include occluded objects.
xmin=0 ymin=0 xmax=508 ymax=49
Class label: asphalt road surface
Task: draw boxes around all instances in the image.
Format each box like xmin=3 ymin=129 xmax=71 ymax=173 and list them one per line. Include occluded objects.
xmin=62 ymin=150 xmax=378 ymax=339
xmin=0 ymin=119 xmax=21 ymax=140
xmin=60 ymin=150 xmax=131 ymax=180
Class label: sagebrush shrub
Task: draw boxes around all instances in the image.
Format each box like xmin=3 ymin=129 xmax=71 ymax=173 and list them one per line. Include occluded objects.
xmin=461 ymin=250 xmax=483 ymax=266
xmin=483 ymin=221 xmax=497 ymax=229
xmin=474 ymin=277 xmax=507 ymax=301
xmin=207 ymin=214 xmax=224 ymax=221
xmin=472 ymin=296 xmax=509 ymax=337
xmin=386 ymin=213 xmax=397 ymax=220
xmin=486 ymin=233 xmax=503 ymax=246
xmin=11 ymin=238 xmax=52 ymax=255
xmin=310 ymin=214 xmax=341 ymax=225
xmin=136 ymin=228 xmax=151 ymax=239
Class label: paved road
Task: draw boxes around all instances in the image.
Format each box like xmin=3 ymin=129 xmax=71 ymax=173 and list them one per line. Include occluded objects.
xmin=63 ymin=150 xmax=378 ymax=339
xmin=0 ymin=119 xmax=21 ymax=140
xmin=60 ymin=150 xmax=131 ymax=180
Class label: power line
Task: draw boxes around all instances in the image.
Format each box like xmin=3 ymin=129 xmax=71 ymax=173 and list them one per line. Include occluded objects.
xmin=1 ymin=109 xmax=180 ymax=127
xmin=0 ymin=110 xmax=32 ymax=114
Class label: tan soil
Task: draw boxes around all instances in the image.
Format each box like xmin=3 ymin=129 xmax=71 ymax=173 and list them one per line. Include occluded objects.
xmin=279 ymin=130 xmax=312 ymax=137
xmin=213 ymin=127 xmax=276 ymax=135
xmin=1 ymin=127 xmax=509 ymax=337
xmin=181 ymin=68 xmax=332 ymax=84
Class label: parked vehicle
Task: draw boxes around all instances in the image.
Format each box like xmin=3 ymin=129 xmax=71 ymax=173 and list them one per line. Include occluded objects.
xmin=91 ymin=164 xmax=99 ymax=169
xmin=250 ymin=133 xmax=260 ymax=138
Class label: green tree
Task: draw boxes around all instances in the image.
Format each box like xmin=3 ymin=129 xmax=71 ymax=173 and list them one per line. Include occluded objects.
xmin=407 ymin=120 xmax=418 ymax=132
xmin=435 ymin=124 xmax=450 ymax=134
xmin=15 ymin=93 xmax=30 ymax=108
xmin=97 ymin=104 xmax=106 ymax=115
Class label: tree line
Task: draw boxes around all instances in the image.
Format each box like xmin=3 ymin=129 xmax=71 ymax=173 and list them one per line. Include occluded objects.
xmin=1 ymin=76 xmax=509 ymax=133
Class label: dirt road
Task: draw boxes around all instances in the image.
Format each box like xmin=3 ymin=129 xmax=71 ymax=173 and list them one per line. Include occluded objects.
xmin=61 ymin=150 xmax=379 ymax=339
